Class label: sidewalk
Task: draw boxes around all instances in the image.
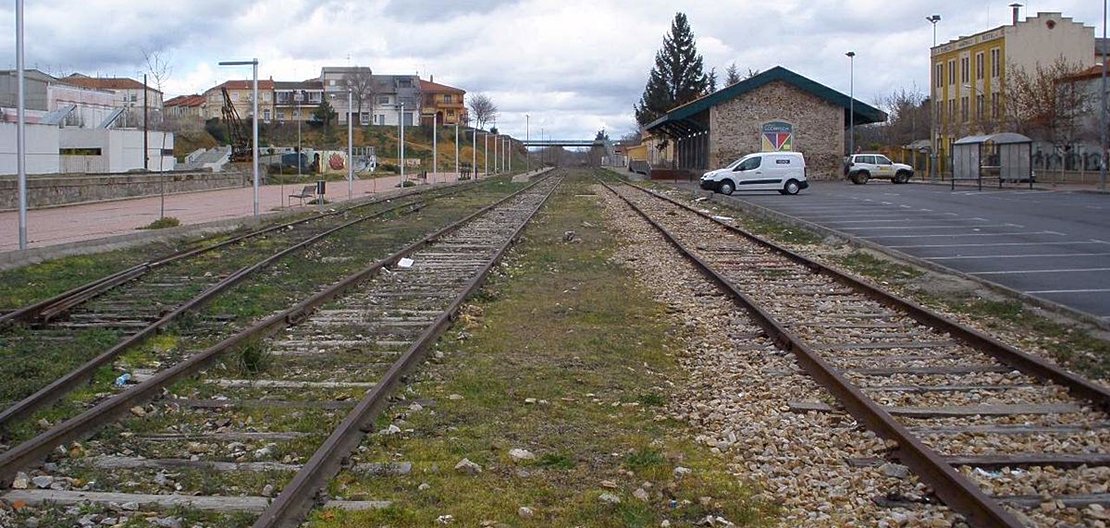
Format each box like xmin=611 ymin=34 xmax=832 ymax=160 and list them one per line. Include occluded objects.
xmin=0 ymin=172 xmax=469 ymax=255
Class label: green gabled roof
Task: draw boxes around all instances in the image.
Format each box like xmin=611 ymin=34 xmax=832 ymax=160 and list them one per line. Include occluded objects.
xmin=645 ymin=66 xmax=887 ymax=133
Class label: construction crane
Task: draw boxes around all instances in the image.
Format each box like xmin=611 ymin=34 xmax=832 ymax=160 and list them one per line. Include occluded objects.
xmin=221 ymin=87 xmax=252 ymax=162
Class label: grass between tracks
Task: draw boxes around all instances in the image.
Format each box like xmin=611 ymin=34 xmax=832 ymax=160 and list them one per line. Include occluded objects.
xmin=309 ymin=171 xmax=776 ymax=527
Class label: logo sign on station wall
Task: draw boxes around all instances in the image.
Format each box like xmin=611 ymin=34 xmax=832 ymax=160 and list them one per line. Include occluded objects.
xmin=761 ymin=121 xmax=794 ymax=152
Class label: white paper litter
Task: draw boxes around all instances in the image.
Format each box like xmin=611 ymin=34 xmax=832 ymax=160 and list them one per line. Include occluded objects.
xmin=397 ymin=257 xmax=415 ymax=268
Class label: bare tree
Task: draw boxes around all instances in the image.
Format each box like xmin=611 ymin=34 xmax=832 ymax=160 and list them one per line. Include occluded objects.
xmin=141 ymin=49 xmax=173 ymax=92
xmin=468 ymin=93 xmax=498 ymax=130
xmin=1004 ymin=58 xmax=1089 ymax=149
xmin=344 ymin=68 xmax=375 ymax=121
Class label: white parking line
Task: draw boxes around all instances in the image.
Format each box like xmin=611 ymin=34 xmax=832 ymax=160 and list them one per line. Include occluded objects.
xmin=822 ymin=219 xmax=974 ymax=224
xmin=845 ymin=224 xmax=1016 ymax=231
xmin=1025 ymin=288 xmax=1110 ymax=294
xmin=889 ymin=241 xmax=1108 ymax=249
xmin=926 ymin=252 xmax=1110 ymax=260
xmin=862 ymin=231 xmax=1062 ymax=239
xmin=970 ymin=267 xmax=1110 ymax=276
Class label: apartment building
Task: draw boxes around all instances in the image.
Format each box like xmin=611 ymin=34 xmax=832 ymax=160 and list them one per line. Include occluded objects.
xmin=200 ymin=79 xmax=276 ymax=122
xmin=930 ymin=8 xmax=1095 ymax=164
xmin=164 ymin=94 xmax=205 ymax=119
xmin=273 ymin=80 xmax=323 ymax=123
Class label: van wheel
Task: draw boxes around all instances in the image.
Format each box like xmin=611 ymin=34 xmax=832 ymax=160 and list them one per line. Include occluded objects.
xmin=718 ymin=180 xmax=735 ymax=195
xmin=783 ymin=179 xmax=801 ymax=195
xmin=850 ymin=172 xmax=869 ymax=184
xmin=894 ymin=171 xmax=911 ymax=184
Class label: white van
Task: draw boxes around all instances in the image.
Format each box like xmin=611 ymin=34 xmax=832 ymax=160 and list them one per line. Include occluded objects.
xmin=699 ymin=151 xmax=809 ymax=195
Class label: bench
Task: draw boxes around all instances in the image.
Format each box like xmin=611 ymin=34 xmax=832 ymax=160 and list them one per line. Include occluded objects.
xmin=289 ymin=185 xmax=317 ymax=205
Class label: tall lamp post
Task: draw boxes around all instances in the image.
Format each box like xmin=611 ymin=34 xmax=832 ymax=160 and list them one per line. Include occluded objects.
xmin=454 ymin=120 xmax=460 ymax=180
xmin=484 ymin=132 xmax=489 ymax=176
xmin=525 ymin=114 xmax=530 ymax=173
xmin=346 ymin=89 xmax=353 ymax=200
xmin=219 ymin=58 xmax=260 ymax=217
xmin=846 ymin=51 xmax=856 ymax=157
xmin=1100 ymin=0 xmax=1107 ymax=190
xmin=472 ymin=128 xmax=478 ymax=179
xmin=927 ymin=14 xmax=941 ymax=181
xmin=16 ymin=0 xmax=26 ymax=249
xmin=432 ymin=112 xmax=438 ymax=183
xmin=294 ymin=90 xmax=303 ymax=180
xmin=399 ymin=102 xmax=406 ymax=185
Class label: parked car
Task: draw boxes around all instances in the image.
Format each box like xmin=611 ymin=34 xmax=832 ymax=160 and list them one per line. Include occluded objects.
xmin=699 ymin=151 xmax=809 ymax=195
xmin=845 ymin=153 xmax=914 ymax=184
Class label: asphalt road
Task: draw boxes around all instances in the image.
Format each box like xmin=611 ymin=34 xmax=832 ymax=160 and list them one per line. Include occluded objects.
xmin=724 ymin=181 xmax=1110 ymax=323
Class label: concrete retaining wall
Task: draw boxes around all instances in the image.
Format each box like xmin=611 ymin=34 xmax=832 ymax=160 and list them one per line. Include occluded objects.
xmin=0 ymin=170 xmax=249 ymax=210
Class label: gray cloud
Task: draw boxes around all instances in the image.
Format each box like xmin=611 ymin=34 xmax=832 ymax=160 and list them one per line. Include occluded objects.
xmin=0 ymin=0 xmax=1102 ymax=140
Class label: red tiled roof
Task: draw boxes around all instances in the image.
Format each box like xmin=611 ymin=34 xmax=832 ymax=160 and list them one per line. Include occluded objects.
xmin=420 ymin=79 xmax=465 ymax=93
xmin=63 ymin=75 xmax=159 ymax=93
xmin=217 ymin=79 xmax=276 ymax=91
xmin=165 ymin=94 xmax=205 ymax=107
xmin=1060 ymin=63 xmax=1109 ymax=82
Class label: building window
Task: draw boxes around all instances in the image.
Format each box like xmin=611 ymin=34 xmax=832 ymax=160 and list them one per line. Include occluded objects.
xmin=231 ymin=93 xmax=239 ymax=102
xmin=444 ymin=94 xmax=453 ymax=103
xmin=990 ymin=92 xmax=1000 ymax=119
xmin=447 ymin=109 xmax=455 ymax=117
xmin=936 ymin=100 xmax=943 ymax=122
xmin=948 ymin=60 xmax=956 ymax=86
xmin=960 ymin=96 xmax=969 ymax=122
xmin=990 ymin=48 xmax=1001 ymax=77
xmin=377 ymin=95 xmax=390 ymax=104
xmin=263 ymin=109 xmax=271 ymax=121
xmin=377 ymin=114 xmax=385 ymax=125
xmin=948 ymin=99 xmax=956 ymax=121
xmin=975 ymin=95 xmax=984 ymax=121
xmin=277 ymin=111 xmax=285 ymax=120
xmin=960 ymin=57 xmax=970 ymax=83
xmin=934 ymin=63 xmax=943 ymax=88
xmin=360 ymin=112 xmax=370 ymax=125
xmin=975 ymin=52 xmax=984 ymax=80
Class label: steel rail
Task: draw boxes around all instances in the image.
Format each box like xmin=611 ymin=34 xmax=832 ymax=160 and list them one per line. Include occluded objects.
xmin=253 ymin=175 xmax=561 ymax=528
xmin=0 ymin=199 xmax=427 ymax=429
xmin=601 ymin=179 xmax=1025 ymax=528
xmin=630 ymin=181 xmax=1110 ymax=412
xmin=0 ymin=181 xmax=471 ymax=327
xmin=0 ymin=175 xmax=551 ymax=487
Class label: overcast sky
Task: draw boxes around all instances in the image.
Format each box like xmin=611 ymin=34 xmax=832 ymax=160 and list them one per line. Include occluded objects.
xmin=1 ymin=0 xmax=1105 ymax=141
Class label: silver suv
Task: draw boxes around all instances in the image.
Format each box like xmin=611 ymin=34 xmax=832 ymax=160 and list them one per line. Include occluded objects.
xmin=845 ymin=154 xmax=914 ymax=184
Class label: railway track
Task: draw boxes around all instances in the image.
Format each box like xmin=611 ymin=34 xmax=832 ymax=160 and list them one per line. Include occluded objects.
xmin=602 ymin=178 xmax=1109 ymax=527
xmin=0 ymin=179 xmax=506 ymax=440
xmin=0 ymin=171 xmax=560 ymax=528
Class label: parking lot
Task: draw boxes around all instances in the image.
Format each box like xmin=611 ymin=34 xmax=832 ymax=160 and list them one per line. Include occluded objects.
xmin=724 ymin=181 xmax=1110 ymax=324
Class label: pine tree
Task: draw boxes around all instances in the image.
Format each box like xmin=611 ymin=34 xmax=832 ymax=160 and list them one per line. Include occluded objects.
xmin=634 ymin=12 xmax=709 ymax=126
xmin=725 ymin=62 xmax=741 ymax=85
xmin=707 ymin=67 xmax=718 ymax=94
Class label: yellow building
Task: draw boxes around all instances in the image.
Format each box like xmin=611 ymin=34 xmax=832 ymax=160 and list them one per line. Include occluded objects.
xmin=419 ymin=78 xmax=467 ymax=126
xmin=930 ymin=9 xmax=1094 ymax=171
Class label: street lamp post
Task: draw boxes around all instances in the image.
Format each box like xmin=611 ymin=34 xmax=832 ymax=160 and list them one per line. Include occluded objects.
xmin=432 ymin=112 xmax=438 ymax=184
xmin=484 ymin=132 xmax=489 ymax=176
xmin=493 ymin=131 xmax=498 ymax=173
xmin=525 ymin=114 xmax=530 ymax=173
xmin=219 ymin=58 xmax=260 ymax=217
xmin=294 ymin=90 xmax=303 ymax=180
xmin=347 ymin=89 xmax=353 ymax=200
xmin=1101 ymin=0 xmax=1107 ymax=190
xmin=846 ymin=51 xmax=856 ymax=157
xmin=454 ymin=121 xmax=460 ymax=180
xmin=927 ymin=14 xmax=942 ymax=181
xmin=16 ymin=0 xmax=26 ymax=249
xmin=400 ymin=102 xmax=406 ymax=185
xmin=472 ymin=128 xmax=478 ymax=179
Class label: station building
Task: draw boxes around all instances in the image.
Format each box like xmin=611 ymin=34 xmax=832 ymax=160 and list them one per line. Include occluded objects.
xmin=645 ymin=66 xmax=885 ymax=179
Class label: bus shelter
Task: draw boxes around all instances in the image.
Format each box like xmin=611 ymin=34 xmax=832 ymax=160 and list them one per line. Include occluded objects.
xmin=951 ymin=133 xmax=1033 ymax=190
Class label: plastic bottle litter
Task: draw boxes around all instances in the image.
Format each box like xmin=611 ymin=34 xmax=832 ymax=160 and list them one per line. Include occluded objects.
xmin=114 ymin=373 xmax=131 ymax=387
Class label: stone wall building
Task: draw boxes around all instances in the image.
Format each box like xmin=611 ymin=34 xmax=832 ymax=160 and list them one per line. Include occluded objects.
xmin=645 ymin=66 xmax=885 ymax=180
